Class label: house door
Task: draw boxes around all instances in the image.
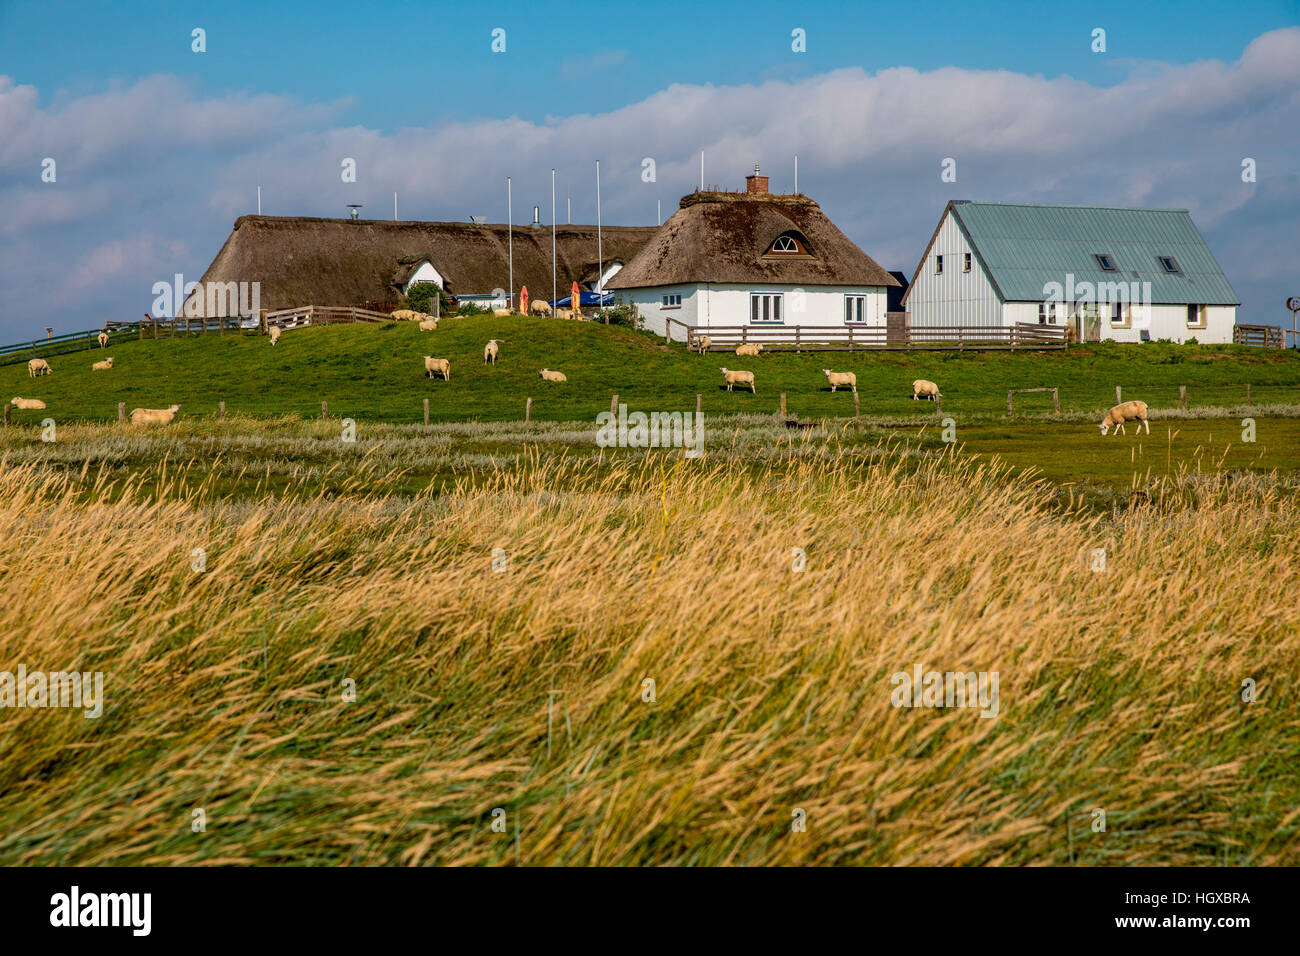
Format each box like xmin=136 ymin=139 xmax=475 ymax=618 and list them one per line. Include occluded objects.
xmin=1077 ymin=312 xmax=1101 ymax=343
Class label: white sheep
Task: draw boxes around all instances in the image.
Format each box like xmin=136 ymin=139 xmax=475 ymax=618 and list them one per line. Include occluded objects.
xmin=269 ymin=326 xmax=282 ymax=346
xmin=696 ymin=335 xmax=712 ymax=354
xmin=539 ymin=368 xmax=567 ymax=382
xmin=555 ymin=307 xmax=574 ymax=320
xmin=484 ymin=340 xmax=499 ymax=365
xmin=419 ymin=318 xmax=439 ymax=331
xmin=719 ymin=367 xmax=756 ymax=393
xmin=1100 ymin=400 xmax=1150 ymax=436
xmin=735 ymin=343 xmax=762 ymax=357
xmin=28 ymin=359 xmax=50 ymax=377
xmin=424 ymin=356 xmax=450 ymax=381
xmin=130 ymin=404 xmax=180 ymax=425
xmin=391 ymin=309 xmax=417 ymax=320
xmin=98 ymin=331 xmax=109 ymax=349
xmin=529 ymin=300 xmax=553 ymax=317
xmin=823 ymin=369 xmax=856 ymax=393
xmin=492 ymin=308 xmax=512 ymax=317
xmin=10 ymin=397 xmax=46 ymax=410
xmin=912 ymin=379 xmax=940 ymax=401
xmin=92 ymin=357 xmax=114 ymax=371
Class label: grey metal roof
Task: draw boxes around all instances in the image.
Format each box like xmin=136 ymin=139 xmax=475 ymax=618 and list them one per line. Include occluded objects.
xmin=949 ymin=202 xmax=1239 ymax=304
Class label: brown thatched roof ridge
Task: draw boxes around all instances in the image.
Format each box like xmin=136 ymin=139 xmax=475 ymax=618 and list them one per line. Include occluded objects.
xmin=606 ymin=191 xmax=899 ymax=289
xmin=191 ymin=215 xmax=659 ymax=313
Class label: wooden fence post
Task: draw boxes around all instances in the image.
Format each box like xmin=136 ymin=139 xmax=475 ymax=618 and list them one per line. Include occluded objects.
xmin=853 ymin=391 xmax=860 ymax=418
xmin=779 ymin=392 xmax=786 ymax=417
xmin=3 ymin=404 xmax=9 ymax=428
xmin=525 ymin=397 xmax=532 ymax=423
xmin=1052 ymin=388 xmax=1060 ymax=414
xmin=218 ymin=401 xmax=225 ymax=421
xmin=423 ymin=398 xmax=430 ymax=426
xmin=935 ymin=394 xmax=942 ymax=414
xmin=1179 ymin=386 xmax=1187 ymax=411
xmin=1006 ymin=391 xmax=1013 ymax=415
xmin=696 ymin=393 xmax=702 ymax=418
xmin=321 ymin=401 xmax=328 ymax=420
xmin=1246 ymin=383 xmax=1251 ymax=402
xmin=117 ymin=402 xmax=125 ymax=422
xmin=611 ymin=393 xmax=619 ymax=416
xmin=1115 ymin=385 xmax=1122 ymax=404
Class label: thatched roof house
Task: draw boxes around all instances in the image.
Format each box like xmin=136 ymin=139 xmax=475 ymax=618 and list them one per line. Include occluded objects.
xmin=188 ymin=215 xmax=659 ymax=315
xmin=606 ymin=167 xmax=899 ymax=342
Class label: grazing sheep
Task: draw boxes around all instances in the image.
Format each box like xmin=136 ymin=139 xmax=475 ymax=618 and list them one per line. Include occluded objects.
xmin=92 ymin=357 xmax=114 ymax=371
xmin=555 ymin=308 xmax=574 ymax=320
xmin=269 ymin=326 xmax=282 ymax=346
xmin=424 ymin=356 xmax=451 ymax=381
xmin=823 ymin=369 xmax=856 ymax=393
xmin=1099 ymin=400 xmax=1150 ymax=436
xmin=10 ymin=397 xmax=46 ymax=410
xmin=484 ymin=340 xmax=499 ymax=365
xmin=539 ymin=368 xmax=567 ymax=383
xmin=529 ymin=300 xmax=553 ymax=317
xmin=735 ymin=343 xmax=762 ymax=357
xmin=391 ymin=309 xmax=417 ymax=320
xmin=719 ymin=367 xmax=756 ymax=393
xmin=493 ymin=308 xmax=512 ymax=317
xmin=98 ymin=331 xmax=109 ymax=349
xmin=912 ymin=379 xmax=941 ymax=401
xmin=28 ymin=359 xmax=50 ymax=377
xmin=129 ymin=404 xmax=180 ymax=425
xmin=696 ymin=335 xmax=712 ymax=354
xmin=419 ymin=318 xmax=439 ymax=331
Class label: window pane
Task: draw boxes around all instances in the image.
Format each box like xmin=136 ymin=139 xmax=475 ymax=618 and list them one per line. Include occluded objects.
xmin=773 ymin=296 xmax=781 ymax=322
xmin=751 ymin=296 xmax=759 ymax=323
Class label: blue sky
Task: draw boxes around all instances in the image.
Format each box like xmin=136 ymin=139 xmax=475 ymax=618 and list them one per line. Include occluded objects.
xmin=0 ymin=0 xmax=1297 ymax=335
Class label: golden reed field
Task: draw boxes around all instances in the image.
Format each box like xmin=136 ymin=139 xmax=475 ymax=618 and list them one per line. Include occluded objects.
xmin=0 ymin=434 xmax=1297 ymax=866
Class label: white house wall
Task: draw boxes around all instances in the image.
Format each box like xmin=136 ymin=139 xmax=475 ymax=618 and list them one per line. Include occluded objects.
xmin=619 ymin=283 xmax=888 ymax=342
xmin=906 ymin=210 xmax=1004 ymax=328
xmin=403 ymin=261 xmax=444 ymax=293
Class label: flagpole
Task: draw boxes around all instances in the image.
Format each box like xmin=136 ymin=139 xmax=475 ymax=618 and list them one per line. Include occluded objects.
xmin=596 ymin=160 xmax=603 ymax=319
xmin=552 ymin=168 xmax=557 ymax=310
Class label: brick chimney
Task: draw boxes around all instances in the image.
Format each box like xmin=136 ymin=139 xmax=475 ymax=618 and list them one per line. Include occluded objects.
xmin=745 ymin=164 xmax=769 ymax=195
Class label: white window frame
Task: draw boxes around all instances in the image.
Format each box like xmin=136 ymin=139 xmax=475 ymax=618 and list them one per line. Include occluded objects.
xmin=1186 ymin=304 xmax=1207 ymax=329
xmin=1109 ymin=302 xmax=1131 ymax=328
xmin=963 ymin=253 xmax=972 ymax=273
xmin=844 ymin=294 xmax=868 ymax=324
xmin=935 ymin=254 xmax=944 ymax=275
xmin=1038 ymin=301 xmax=1059 ymax=325
xmin=661 ymin=293 xmax=682 ymax=309
xmin=750 ymin=292 xmax=784 ymax=324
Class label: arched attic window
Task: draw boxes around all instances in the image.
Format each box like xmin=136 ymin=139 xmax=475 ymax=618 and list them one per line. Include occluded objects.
xmin=763 ymin=231 xmax=813 ymax=257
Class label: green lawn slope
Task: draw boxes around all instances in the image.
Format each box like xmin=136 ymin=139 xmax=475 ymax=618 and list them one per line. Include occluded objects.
xmin=5 ymin=316 xmax=1299 ymax=424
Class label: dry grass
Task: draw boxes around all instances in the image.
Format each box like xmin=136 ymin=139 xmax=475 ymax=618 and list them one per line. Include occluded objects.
xmin=0 ymin=442 xmax=1296 ymax=865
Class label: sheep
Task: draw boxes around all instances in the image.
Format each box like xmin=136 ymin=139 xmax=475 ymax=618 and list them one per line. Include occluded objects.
xmin=28 ymin=359 xmax=50 ymax=377
xmin=269 ymin=326 xmax=282 ymax=346
xmin=493 ymin=308 xmax=512 ymax=317
xmin=92 ymin=357 xmax=114 ymax=371
xmin=484 ymin=340 xmax=499 ymax=365
xmin=10 ymin=397 xmax=46 ymax=410
xmin=391 ymin=309 xmax=417 ymax=320
xmin=424 ymin=356 xmax=450 ymax=381
xmin=529 ymin=300 xmax=553 ymax=317
xmin=823 ymin=369 xmax=856 ymax=393
xmin=695 ymin=335 xmax=712 ymax=354
xmin=98 ymin=331 xmax=109 ymax=349
xmin=129 ymin=404 xmax=180 ymax=425
xmin=419 ymin=318 xmax=439 ymax=331
xmin=1099 ymin=400 xmax=1150 ymax=436
xmin=912 ymin=379 xmax=941 ymax=401
xmin=555 ymin=308 xmax=574 ymax=320
xmin=735 ymin=343 xmax=762 ymax=357
xmin=539 ymin=368 xmax=567 ymax=383
xmin=719 ymin=367 xmax=756 ymax=393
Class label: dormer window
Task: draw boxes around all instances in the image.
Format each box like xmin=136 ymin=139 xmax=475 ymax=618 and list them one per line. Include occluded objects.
xmin=763 ymin=232 xmax=811 ymax=257
xmin=1094 ymin=253 xmax=1117 ymax=272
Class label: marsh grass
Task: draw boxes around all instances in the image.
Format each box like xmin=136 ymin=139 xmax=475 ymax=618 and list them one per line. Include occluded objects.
xmin=0 ymin=439 xmax=1296 ymax=865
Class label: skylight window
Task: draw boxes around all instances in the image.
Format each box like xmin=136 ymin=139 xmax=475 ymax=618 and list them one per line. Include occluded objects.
xmin=1094 ymin=254 xmax=1117 ymax=272
xmin=1157 ymin=256 xmax=1181 ymax=274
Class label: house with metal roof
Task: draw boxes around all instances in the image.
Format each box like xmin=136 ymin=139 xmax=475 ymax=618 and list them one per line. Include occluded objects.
xmin=902 ymin=201 xmax=1239 ymax=344
xmin=606 ymin=167 xmax=899 ymax=342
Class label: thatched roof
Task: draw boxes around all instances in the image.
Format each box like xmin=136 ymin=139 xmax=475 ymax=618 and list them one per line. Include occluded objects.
xmin=606 ymin=191 xmax=899 ymax=290
xmin=189 ymin=216 xmax=659 ymax=314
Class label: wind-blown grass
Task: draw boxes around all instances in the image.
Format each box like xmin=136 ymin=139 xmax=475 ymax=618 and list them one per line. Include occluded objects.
xmin=0 ymin=444 xmax=1295 ymax=865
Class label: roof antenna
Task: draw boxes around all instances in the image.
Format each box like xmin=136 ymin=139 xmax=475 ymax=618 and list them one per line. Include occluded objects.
xmin=347 ymin=203 xmax=363 ymax=221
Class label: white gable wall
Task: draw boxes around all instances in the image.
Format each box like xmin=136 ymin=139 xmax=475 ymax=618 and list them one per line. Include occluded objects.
xmin=403 ymin=261 xmax=444 ymax=293
xmin=905 ymin=210 xmax=1004 ymax=328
